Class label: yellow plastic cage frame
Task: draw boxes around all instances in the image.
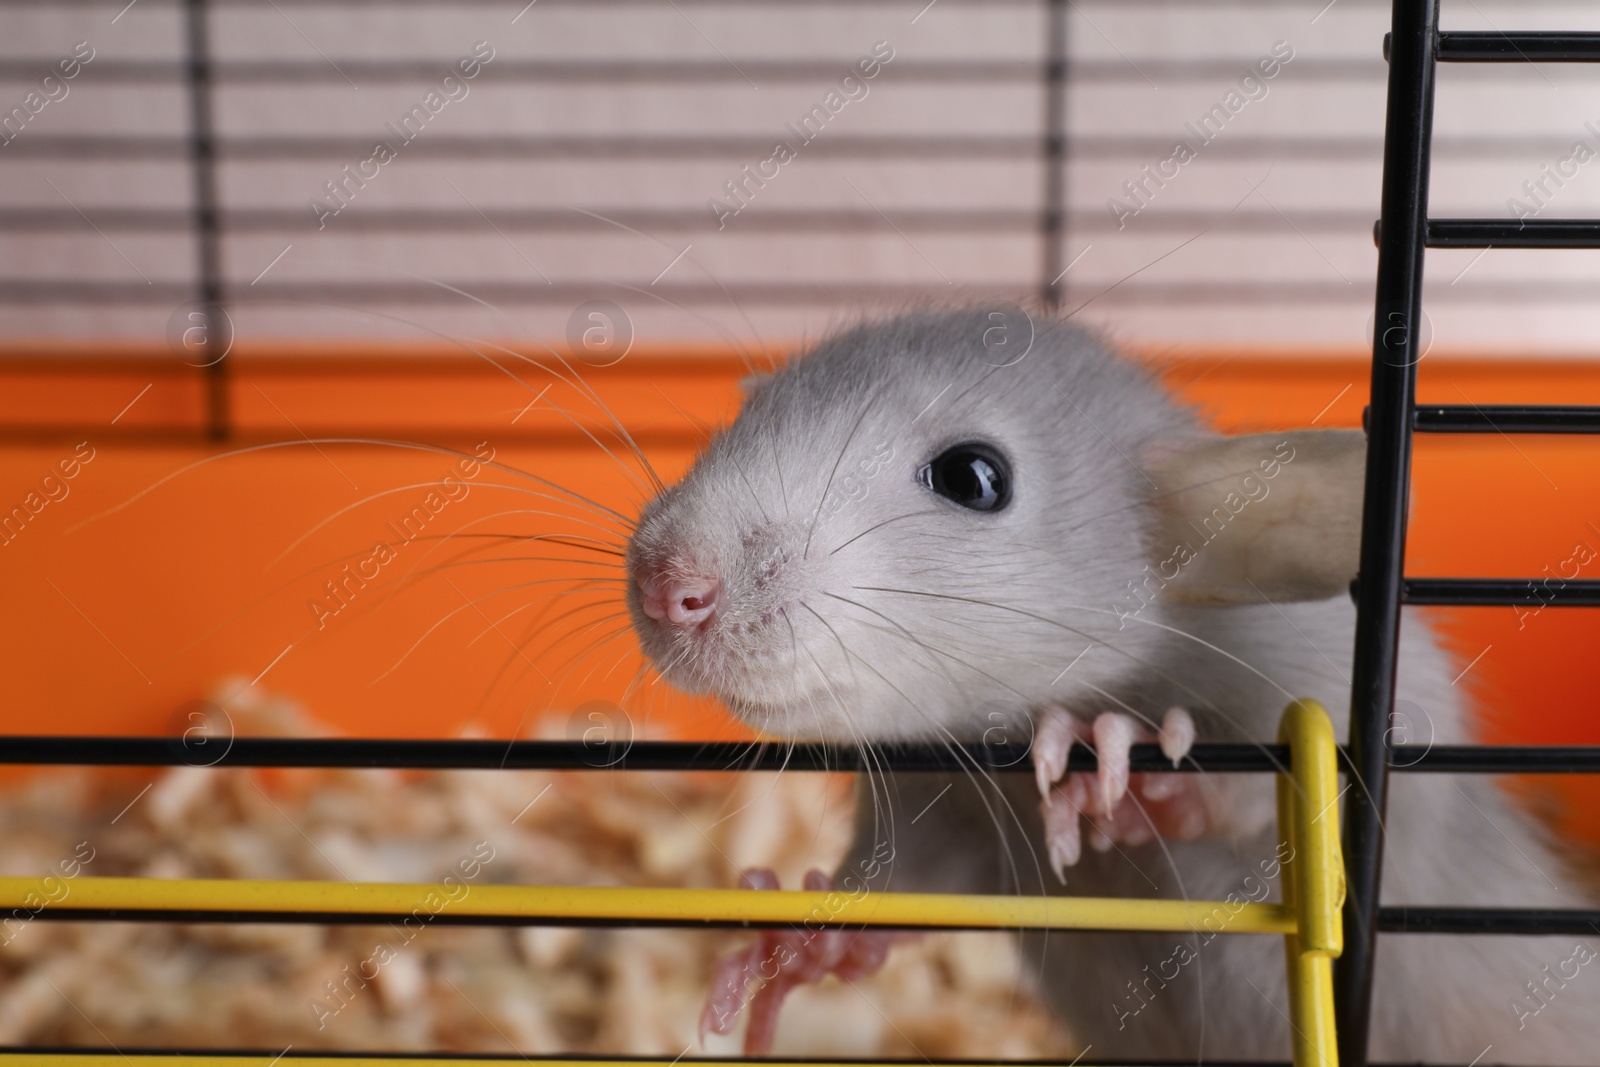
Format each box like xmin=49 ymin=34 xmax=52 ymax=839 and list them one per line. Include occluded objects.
xmin=0 ymin=699 xmax=1344 ymax=1067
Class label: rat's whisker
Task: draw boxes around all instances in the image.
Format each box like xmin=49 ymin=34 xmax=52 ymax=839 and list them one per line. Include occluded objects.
xmin=467 ymin=591 xmax=624 ymax=652
xmin=362 ymin=519 xmax=626 ymax=620
xmin=727 ymin=452 xmax=774 ymax=527
xmin=464 ymin=585 xmax=629 ymax=647
xmin=273 ymin=487 xmax=630 ymax=569
xmin=803 ymin=385 xmax=884 ymax=558
xmin=456 ymin=330 xmax=667 ymax=501
xmin=577 ymin=218 xmax=771 ymax=374
xmin=288 ymin=268 xmax=668 ymax=500
xmin=550 ymin=621 xmax=643 ymax=693
xmin=653 ymin=385 xmax=716 ymax=446
xmin=416 ymin=555 xmax=624 ymax=574
xmin=847 ymin=584 xmax=1333 ymax=810
xmin=836 ymin=644 xmax=1050 ymax=905
xmin=858 ymin=585 xmax=1300 ymax=713
xmin=370 ymin=577 xmax=611 ymax=685
xmin=768 ymin=428 xmax=791 ymax=522
xmin=822 ymin=592 xmax=998 ymax=697
xmin=827 ymin=511 xmax=930 ymax=557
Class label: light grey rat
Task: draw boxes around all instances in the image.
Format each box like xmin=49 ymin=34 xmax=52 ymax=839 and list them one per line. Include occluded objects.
xmin=623 ymin=306 xmax=1600 ymax=1063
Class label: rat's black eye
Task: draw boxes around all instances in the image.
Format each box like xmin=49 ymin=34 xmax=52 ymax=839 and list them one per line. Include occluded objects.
xmin=918 ymin=443 xmax=1011 ymax=512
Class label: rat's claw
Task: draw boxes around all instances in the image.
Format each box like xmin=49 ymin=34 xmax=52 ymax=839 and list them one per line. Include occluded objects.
xmin=1159 ymin=706 xmax=1196 ymax=766
xmin=1031 ymin=707 xmax=1209 ymax=872
xmin=1031 ymin=706 xmax=1212 ymax=872
xmin=701 ymin=943 xmax=761 ymax=1043
xmin=703 ymin=867 xmax=903 ymax=1054
xmin=1033 ymin=706 xmax=1079 ymax=801
xmin=1040 ymin=788 xmax=1082 ymax=883
xmin=1091 ymin=712 xmax=1136 ymax=816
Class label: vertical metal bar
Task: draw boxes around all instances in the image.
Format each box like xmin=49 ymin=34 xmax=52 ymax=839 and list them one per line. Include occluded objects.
xmin=183 ymin=0 xmax=229 ymax=441
xmin=1334 ymin=1 xmax=1439 ymax=1064
xmin=1039 ymin=0 xmax=1069 ymax=310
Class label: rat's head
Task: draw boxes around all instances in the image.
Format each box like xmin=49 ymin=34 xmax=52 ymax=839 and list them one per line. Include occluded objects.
xmin=625 ymin=306 xmax=1205 ymax=742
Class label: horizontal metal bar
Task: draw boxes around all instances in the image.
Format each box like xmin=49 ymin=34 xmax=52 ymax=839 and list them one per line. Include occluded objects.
xmin=4 ymin=133 xmax=1579 ymax=164
xmin=1402 ymin=578 xmax=1600 ymax=607
xmin=1379 ymin=906 xmax=1600 ymax=934
xmin=10 ymin=881 xmax=1600 ymax=935
xmin=16 ymin=904 xmax=1269 ymax=932
xmin=1413 ymin=404 xmax=1600 ymax=433
xmin=1427 ymin=218 xmax=1600 ymax=248
xmin=0 ymin=206 xmax=1377 ymax=236
xmin=0 ymin=0 xmax=1049 ymax=5
xmin=1437 ymin=30 xmax=1600 ymax=63
xmin=0 ymin=280 xmax=1016 ymax=307
xmin=32 ymin=0 xmax=1401 ymax=6
xmin=0 ymin=207 xmax=1041 ymax=235
xmin=1393 ymin=746 xmax=1600 ymax=772
xmin=0 ymin=426 xmax=721 ymax=450
xmin=9 ymin=133 xmax=1600 ymax=165
xmin=12 ymin=907 xmax=856 ymax=929
xmin=6 ymin=737 xmax=1600 ymax=773
xmin=0 ymin=1054 xmax=1358 ymax=1067
xmin=4 ymin=58 xmax=1046 ymax=84
xmin=0 ymin=736 xmax=1283 ymax=772
xmin=0 ymin=57 xmax=1396 ymax=84
xmin=0 ymin=134 xmax=1047 ymax=162
xmin=0 ymin=876 xmax=1297 ymax=935
xmin=10 ymin=278 xmax=1598 ymax=309
xmin=0 ymin=1057 xmax=1568 ymax=1067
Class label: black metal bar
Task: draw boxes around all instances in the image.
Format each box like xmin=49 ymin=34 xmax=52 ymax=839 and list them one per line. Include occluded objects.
xmin=1380 ymin=907 xmax=1600 ymax=934
xmin=1 ymin=133 xmax=1047 ymax=161
xmin=1392 ymin=745 xmax=1600 ymax=772
xmin=182 ymin=0 xmax=229 ymax=440
xmin=1338 ymin=2 xmax=1439 ymax=1063
xmin=0 ymin=56 xmax=1396 ymax=84
xmin=8 ymin=133 xmax=1597 ymax=163
xmin=1403 ymin=577 xmax=1600 ymax=607
xmin=0 ymin=1057 xmax=1578 ymax=1067
xmin=1437 ymin=30 xmax=1600 ymax=63
xmin=0 ymin=206 xmax=1382 ymax=236
xmin=0 ymin=426 xmax=732 ymax=450
xmin=66 ymin=421 xmax=1600 ymax=450
xmin=0 ymin=280 xmax=1040 ymax=307
xmin=0 ymin=207 xmax=1045 ymax=235
xmin=1039 ymin=0 xmax=1068 ymax=309
xmin=0 ymin=1053 xmax=1579 ymax=1067
xmin=18 ymin=901 xmax=1600 ymax=937
xmin=1414 ymin=404 xmax=1600 ymax=433
xmin=0 ymin=736 xmax=1284 ymax=772
xmin=11 ymin=278 xmax=1592 ymax=309
xmin=1427 ymin=218 xmax=1600 ymax=248
xmin=7 ymin=736 xmax=1600 ymax=773
xmin=0 ymin=1052 xmax=1313 ymax=1067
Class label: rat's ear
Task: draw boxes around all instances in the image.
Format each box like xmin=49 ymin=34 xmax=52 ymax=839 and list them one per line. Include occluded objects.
xmin=1143 ymin=429 xmax=1365 ymax=604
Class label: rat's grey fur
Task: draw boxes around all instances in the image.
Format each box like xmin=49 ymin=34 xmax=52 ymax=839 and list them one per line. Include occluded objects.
xmin=626 ymin=307 xmax=1600 ymax=1063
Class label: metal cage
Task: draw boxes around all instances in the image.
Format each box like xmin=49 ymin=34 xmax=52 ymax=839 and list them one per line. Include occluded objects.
xmin=6 ymin=1 xmax=1600 ymax=1065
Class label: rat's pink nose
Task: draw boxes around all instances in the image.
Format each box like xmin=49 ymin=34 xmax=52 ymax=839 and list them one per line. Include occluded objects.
xmin=638 ymin=572 xmax=720 ymax=629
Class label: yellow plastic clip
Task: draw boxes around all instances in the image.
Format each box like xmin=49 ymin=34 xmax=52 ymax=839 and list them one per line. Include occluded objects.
xmin=1277 ymin=698 xmax=1347 ymax=1067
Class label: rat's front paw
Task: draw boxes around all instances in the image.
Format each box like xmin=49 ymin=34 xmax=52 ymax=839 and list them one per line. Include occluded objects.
xmin=701 ymin=867 xmax=904 ymax=1054
xmin=1033 ymin=706 xmax=1207 ymax=882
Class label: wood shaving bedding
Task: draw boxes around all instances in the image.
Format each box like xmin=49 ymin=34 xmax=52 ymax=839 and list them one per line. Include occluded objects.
xmin=0 ymin=682 xmax=1072 ymax=1058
